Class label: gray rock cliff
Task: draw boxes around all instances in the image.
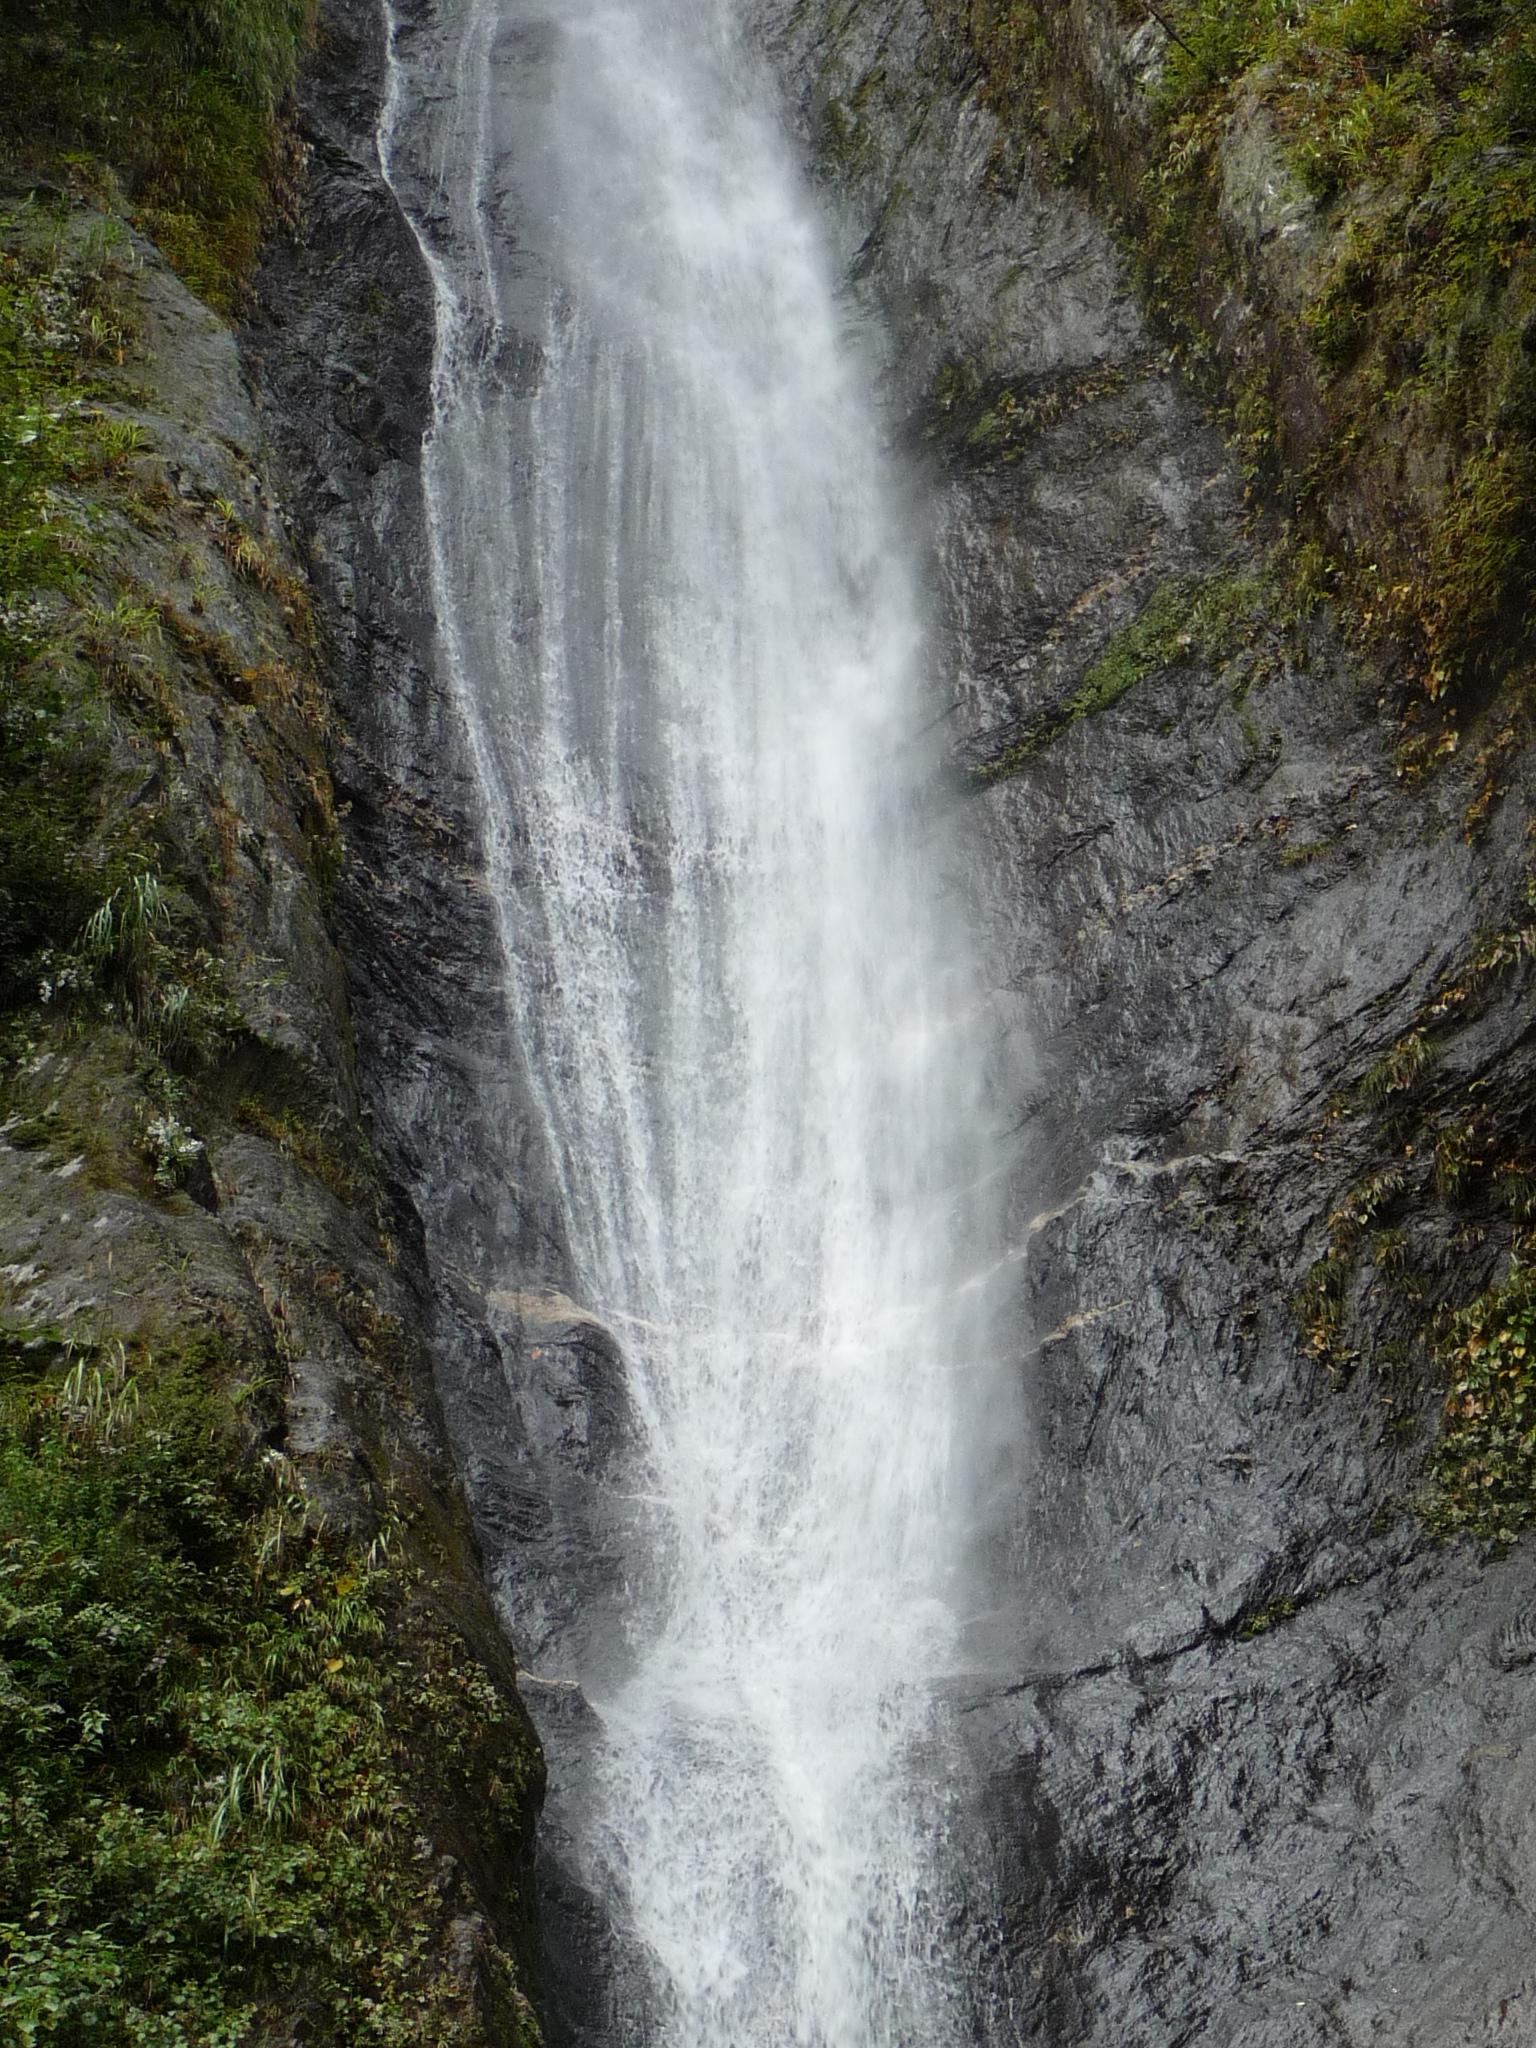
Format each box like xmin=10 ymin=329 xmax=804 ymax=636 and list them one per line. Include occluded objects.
xmin=777 ymin=0 xmax=1536 ymax=2038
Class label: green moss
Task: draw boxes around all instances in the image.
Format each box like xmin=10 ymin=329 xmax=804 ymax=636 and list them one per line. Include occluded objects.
xmin=1238 ymin=1594 xmax=1298 ymax=1639
xmin=927 ymin=351 xmax=1141 ymax=464
xmin=0 ymin=226 xmax=221 ymax=1037
xmin=0 ymin=0 xmax=315 ymax=312
xmin=1278 ymin=834 xmax=1341 ymax=867
xmin=0 ymin=1337 xmax=541 ymax=2046
xmin=1291 ymin=878 xmax=1536 ymax=1532
xmin=817 ymin=98 xmax=876 ymax=177
xmin=975 ymin=567 xmax=1262 ymax=781
xmin=0 ymin=221 xmax=157 ymax=1010
xmin=0 ymin=210 xmax=341 ymax=1036
xmin=1085 ymin=571 xmax=1261 ymax=697
xmin=236 ymin=1098 xmax=375 ymax=1210
xmin=1163 ymin=0 xmax=1536 ymax=690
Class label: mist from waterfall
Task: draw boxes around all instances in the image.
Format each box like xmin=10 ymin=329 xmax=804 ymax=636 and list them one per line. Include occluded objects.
xmin=378 ymin=0 xmax=1009 ymax=2038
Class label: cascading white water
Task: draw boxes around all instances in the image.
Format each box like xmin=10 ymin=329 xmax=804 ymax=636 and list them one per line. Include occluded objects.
xmin=379 ymin=0 xmax=1005 ymax=2038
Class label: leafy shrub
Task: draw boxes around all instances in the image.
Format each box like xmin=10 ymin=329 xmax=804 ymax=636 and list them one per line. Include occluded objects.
xmin=1426 ymin=1252 xmax=1536 ymax=1543
xmin=141 ymin=1109 xmax=204 ymax=1189
xmin=0 ymin=1338 xmax=539 ymax=2046
xmin=1149 ymin=0 xmax=1536 ymax=691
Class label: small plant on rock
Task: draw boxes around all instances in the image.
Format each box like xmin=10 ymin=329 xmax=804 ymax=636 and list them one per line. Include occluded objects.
xmin=1426 ymin=1251 xmax=1536 ymax=1546
xmin=141 ymin=1110 xmax=204 ymax=1191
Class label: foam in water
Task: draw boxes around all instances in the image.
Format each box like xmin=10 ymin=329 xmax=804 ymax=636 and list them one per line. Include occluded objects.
xmin=378 ymin=0 xmax=1005 ymax=2038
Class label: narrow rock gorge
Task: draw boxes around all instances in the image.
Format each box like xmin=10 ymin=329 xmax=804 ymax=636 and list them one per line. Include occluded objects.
xmin=3 ymin=0 xmax=1535 ymax=2041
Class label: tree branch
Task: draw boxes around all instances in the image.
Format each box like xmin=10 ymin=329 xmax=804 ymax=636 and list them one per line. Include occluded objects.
xmin=1145 ymin=3 xmax=1196 ymax=56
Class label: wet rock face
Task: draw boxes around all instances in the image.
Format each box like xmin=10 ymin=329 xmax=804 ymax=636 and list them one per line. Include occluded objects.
xmin=253 ymin=0 xmax=1536 ymax=2040
xmin=249 ymin=1 xmax=637 ymax=2026
xmin=773 ymin=0 xmax=1536 ymax=2038
xmin=0 ymin=197 xmax=399 ymax=1492
xmin=248 ymin=0 xmax=566 ymax=1446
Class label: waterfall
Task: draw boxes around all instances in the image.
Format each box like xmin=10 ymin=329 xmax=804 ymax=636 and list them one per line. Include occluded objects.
xmin=378 ymin=0 xmax=1008 ymax=2038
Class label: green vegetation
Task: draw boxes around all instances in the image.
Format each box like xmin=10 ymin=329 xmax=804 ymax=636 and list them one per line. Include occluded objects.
xmin=1427 ymin=1246 xmax=1536 ymax=1543
xmin=0 ymin=206 xmax=335 ymax=1054
xmin=1145 ymin=0 xmax=1536 ymax=697
xmin=936 ymin=0 xmax=1536 ymax=715
xmin=0 ymin=0 xmax=314 ymax=311
xmin=1296 ymin=1165 xmax=1411 ymax=1371
xmin=975 ymin=567 xmax=1262 ymax=778
xmin=930 ymin=358 xmax=1135 ymax=461
xmin=0 ymin=218 xmax=241 ymax=1051
xmin=1078 ymin=571 xmax=1262 ymax=702
xmin=1277 ymin=832 xmax=1345 ymax=866
xmin=0 ymin=1333 xmax=540 ymax=2046
xmin=140 ymin=1108 xmax=205 ymax=1190
xmin=818 ymin=98 xmax=877 ymax=178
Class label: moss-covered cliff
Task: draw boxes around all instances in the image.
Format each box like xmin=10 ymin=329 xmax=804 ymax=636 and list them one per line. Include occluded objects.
xmin=932 ymin=0 xmax=1536 ymax=716
xmin=0 ymin=19 xmax=543 ymax=2043
xmin=0 ymin=0 xmax=313 ymax=310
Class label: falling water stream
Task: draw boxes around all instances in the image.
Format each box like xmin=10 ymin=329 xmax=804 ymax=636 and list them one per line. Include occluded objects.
xmin=378 ymin=0 xmax=1005 ymax=2038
